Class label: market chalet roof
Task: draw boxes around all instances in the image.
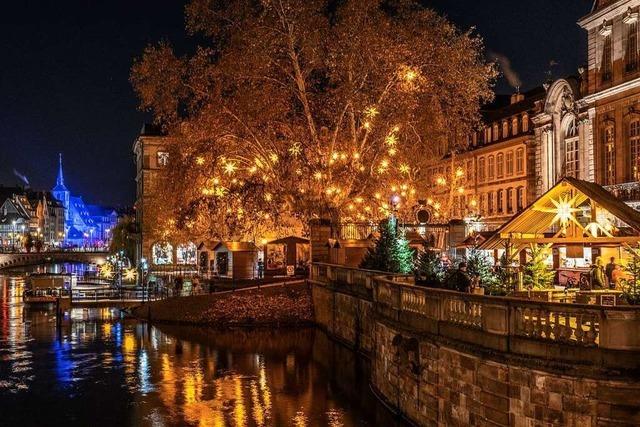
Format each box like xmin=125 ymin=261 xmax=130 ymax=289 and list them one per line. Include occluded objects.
xmin=480 ymin=177 xmax=640 ymax=250
xmin=214 ymin=241 xmax=259 ymax=252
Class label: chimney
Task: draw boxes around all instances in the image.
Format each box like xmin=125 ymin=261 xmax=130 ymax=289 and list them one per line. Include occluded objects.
xmin=510 ymin=87 xmax=524 ymax=104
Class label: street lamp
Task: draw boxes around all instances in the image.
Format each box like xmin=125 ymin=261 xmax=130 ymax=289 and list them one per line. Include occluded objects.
xmin=11 ymin=220 xmax=16 ymax=252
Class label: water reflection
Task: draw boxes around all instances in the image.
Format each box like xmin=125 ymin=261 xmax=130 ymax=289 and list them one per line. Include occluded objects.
xmin=0 ymin=273 xmax=405 ymax=426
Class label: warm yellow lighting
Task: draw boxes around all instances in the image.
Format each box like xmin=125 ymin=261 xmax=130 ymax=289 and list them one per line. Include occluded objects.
xmin=364 ymin=106 xmax=379 ymax=118
xmin=457 ymin=187 xmax=465 ymax=194
xmin=224 ymin=161 xmax=237 ymax=175
xmin=264 ymin=193 xmax=273 ymax=202
xmin=388 ymin=148 xmax=397 ymax=156
xmin=288 ymin=143 xmax=302 ymax=157
xmin=399 ymin=163 xmax=410 ymax=174
xmin=269 ymin=153 xmax=279 ymax=163
xmin=353 ymin=152 xmax=360 ymax=160
xmin=123 ymin=268 xmax=137 ymax=282
xmin=363 ymin=121 xmax=371 ymax=130
xmin=195 ymin=156 xmax=205 ymax=165
xmin=314 ymin=171 xmax=322 ymax=180
xmin=437 ymin=177 xmax=446 ymax=186
xmin=456 ymin=168 xmax=464 ymax=178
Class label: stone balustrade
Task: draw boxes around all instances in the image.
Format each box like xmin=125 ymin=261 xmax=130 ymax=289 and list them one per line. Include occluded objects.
xmin=310 ymin=262 xmax=640 ymax=369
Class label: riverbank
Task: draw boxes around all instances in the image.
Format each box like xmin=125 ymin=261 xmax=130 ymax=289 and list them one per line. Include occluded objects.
xmin=131 ymin=281 xmax=314 ymax=326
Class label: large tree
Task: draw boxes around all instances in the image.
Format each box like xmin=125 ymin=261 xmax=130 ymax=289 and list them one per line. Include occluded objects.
xmin=131 ymin=0 xmax=496 ymax=242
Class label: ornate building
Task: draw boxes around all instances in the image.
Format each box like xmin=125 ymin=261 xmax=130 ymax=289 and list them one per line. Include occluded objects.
xmin=580 ymin=0 xmax=640 ymax=208
xmin=51 ymin=154 xmax=118 ymax=247
xmin=426 ymin=0 xmax=640 ymax=230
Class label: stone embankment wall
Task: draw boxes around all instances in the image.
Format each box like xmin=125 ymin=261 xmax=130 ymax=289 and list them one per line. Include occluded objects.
xmin=312 ymin=284 xmax=640 ymax=427
xmin=133 ymin=281 xmax=313 ymax=326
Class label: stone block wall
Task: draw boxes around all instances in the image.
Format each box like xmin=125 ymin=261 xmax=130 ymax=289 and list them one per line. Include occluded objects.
xmin=373 ymin=319 xmax=640 ymax=427
xmin=312 ymin=282 xmax=640 ymax=426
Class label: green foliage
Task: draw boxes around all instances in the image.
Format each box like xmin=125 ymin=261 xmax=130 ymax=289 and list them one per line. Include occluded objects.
xmin=467 ymin=249 xmax=495 ymax=284
xmin=360 ymin=217 xmax=414 ymax=274
xmin=415 ymin=247 xmax=444 ymax=286
xmin=109 ymin=215 xmax=137 ymax=266
xmin=522 ymin=244 xmax=555 ymax=290
xmin=621 ymin=246 xmax=640 ymax=305
xmin=488 ymin=253 xmax=514 ymax=296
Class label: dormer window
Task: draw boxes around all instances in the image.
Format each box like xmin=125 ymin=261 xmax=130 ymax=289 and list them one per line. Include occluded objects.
xmin=502 ymin=121 xmax=509 ymax=138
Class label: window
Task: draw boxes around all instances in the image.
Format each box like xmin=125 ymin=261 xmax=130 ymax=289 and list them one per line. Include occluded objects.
xmin=565 ymin=119 xmax=579 ymax=178
xmin=177 ymin=242 xmax=197 ymax=265
xmin=488 ymin=156 xmax=495 ymax=180
xmin=488 ymin=192 xmax=494 ymax=215
xmin=516 ymin=148 xmax=525 ymax=174
xmin=502 ymin=121 xmax=509 ymax=138
xmin=630 ymin=120 xmax=640 ymax=180
xmin=497 ymin=153 xmax=504 ymax=178
xmin=152 ymin=242 xmax=173 ymax=265
xmin=517 ymin=187 xmax=525 ymax=211
xmin=485 ymin=127 xmax=492 ymax=143
xmin=480 ymin=193 xmax=486 ymax=215
xmin=506 ymin=188 xmax=514 ymax=214
xmin=493 ymin=124 xmax=499 ymax=140
xmin=627 ymin=20 xmax=638 ymax=73
xmin=604 ymin=125 xmax=616 ymax=184
xmin=157 ymin=151 xmax=169 ymax=167
xmin=497 ymin=190 xmax=504 ymax=214
xmin=522 ymin=114 xmax=529 ymax=133
xmin=466 ymin=160 xmax=473 ymax=181
xmin=478 ymin=157 xmax=486 ymax=182
xmin=512 ymin=117 xmax=519 ymax=136
xmin=506 ymin=151 xmax=514 ymax=176
xmin=602 ymin=33 xmax=613 ymax=83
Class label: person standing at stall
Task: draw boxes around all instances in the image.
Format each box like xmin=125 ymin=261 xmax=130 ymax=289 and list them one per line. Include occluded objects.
xmin=605 ymin=257 xmax=617 ymax=289
xmin=590 ymin=257 xmax=606 ymax=290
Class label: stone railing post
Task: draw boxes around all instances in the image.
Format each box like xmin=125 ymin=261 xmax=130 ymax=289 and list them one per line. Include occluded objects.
xmin=599 ymin=309 xmax=640 ymax=350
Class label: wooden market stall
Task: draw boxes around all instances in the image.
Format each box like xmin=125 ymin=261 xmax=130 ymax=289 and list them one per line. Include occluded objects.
xmin=480 ymin=177 xmax=640 ymax=303
xmin=264 ymin=236 xmax=310 ymax=276
xmin=213 ymin=241 xmax=259 ymax=280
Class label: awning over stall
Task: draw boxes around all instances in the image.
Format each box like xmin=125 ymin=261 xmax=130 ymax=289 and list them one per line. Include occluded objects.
xmin=480 ymin=177 xmax=640 ymax=252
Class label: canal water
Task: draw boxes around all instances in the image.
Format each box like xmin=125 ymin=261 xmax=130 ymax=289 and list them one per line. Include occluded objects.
xmin=0 ymin=270 xmax=406 ymax=427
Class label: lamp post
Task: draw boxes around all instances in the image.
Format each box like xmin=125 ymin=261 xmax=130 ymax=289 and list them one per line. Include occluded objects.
xmin=11 ymin=220 xmax=16 ymax=252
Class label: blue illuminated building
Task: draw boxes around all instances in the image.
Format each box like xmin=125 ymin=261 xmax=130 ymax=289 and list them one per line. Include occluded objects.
xmin=51 ymin=154 xmax=118 ymax=247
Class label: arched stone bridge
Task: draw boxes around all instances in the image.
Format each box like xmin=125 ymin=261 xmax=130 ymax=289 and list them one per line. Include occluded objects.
xmin=0 ymin=251 xmax=109 ymax=270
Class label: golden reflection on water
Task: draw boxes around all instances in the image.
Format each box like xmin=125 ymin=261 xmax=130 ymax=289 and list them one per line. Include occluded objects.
xmin=0 ymin=272 xmax=386 ymax=427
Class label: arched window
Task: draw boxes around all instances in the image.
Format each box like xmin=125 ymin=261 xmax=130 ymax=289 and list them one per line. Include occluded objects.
xmin=152 ymin=242 xmax=173 ymax=265
xmin=497 ymin=190 xmax=504 ymax=214
xmin=522 ymin=114 xmax=529 ymax=133
xmin=478 ymin=157 xmax=486 ymax=182
xmin=493 ymin=123 xmax=499 ymax=140
xmin=517 ymin=187 xmax=525 ymax=211
xmin=506 ymin=151 xmax=514 ymax=176
xmin=631 ymin=120 xmax=640 ymax=180
xmin=502 ymin=121 xmax=509 ymax=138
xmin=177 ymin=242 xmax=197 ymax=265
xmin=488 ymin=156 xmax=495 ymax=180
xmin=497 ymin=153 xmax=504 ymax=178
xmin=604 ymin=124 xmax=616 ymax=184
xmin=565 ymin=118 xmax=579 ymax=178
xmin=516 ymin=148 xmax=525 ymax=174
xmin=512 ymin=117 xmax=519 ymax=136
xmin=506 ymin=188 xmax=514 ymax=214
xmin=488 ymin=192 xmax=494 ymax=215
xmin=480 ymin=193 xmax=486 ymax=215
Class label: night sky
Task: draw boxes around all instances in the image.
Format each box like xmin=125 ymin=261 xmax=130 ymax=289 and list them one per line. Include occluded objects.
xmin=0 ymin=0 xmax=593 ymax=206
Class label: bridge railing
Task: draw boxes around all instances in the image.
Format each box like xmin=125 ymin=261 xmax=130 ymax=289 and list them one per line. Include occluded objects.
xmin=310 ymin=263 xmax=640 ymax=368
xmin=72 ymin=288 xmax=158 ymax=302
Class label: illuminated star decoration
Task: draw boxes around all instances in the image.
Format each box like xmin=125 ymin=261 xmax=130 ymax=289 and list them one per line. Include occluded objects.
xmin=288 ymin=142 xmax=302 ymax=157
xmin=534 ymin=194 xmax=582 ymax=228
xmin=123 ymin=268 xmax=137 ymax=282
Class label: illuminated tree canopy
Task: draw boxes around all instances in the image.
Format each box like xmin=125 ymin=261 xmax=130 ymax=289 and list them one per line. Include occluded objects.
xmin=131 ymin=0 xmax=496 ymax=241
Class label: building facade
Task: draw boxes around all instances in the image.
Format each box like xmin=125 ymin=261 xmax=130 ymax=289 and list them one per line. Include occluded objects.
xmin=51 ymin=154 xmax=118 ymax=248
xmin=133 ymin=124 xmax=197 ymax=268
xmin=427 ymin=0 xmax=640 ymax=230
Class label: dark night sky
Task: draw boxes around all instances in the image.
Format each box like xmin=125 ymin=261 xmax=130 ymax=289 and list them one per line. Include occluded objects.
xmin=0 ymin=0 xmax=593 ymax=206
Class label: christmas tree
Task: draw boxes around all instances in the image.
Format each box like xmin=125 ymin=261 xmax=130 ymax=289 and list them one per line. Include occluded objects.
xmin=415 ymin=246 xmax=444 ymax=286
xmin=621 ymin=245 xmax=640 ymax=305
xmin=360 ymin=217 xmax=415 ymax=274
xmin=522 ymin=244 xmax=555 ymax=290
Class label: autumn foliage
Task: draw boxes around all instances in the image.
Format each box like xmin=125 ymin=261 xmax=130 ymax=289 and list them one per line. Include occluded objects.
xmin=131 ymin=0 xmax=496 ymax=242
